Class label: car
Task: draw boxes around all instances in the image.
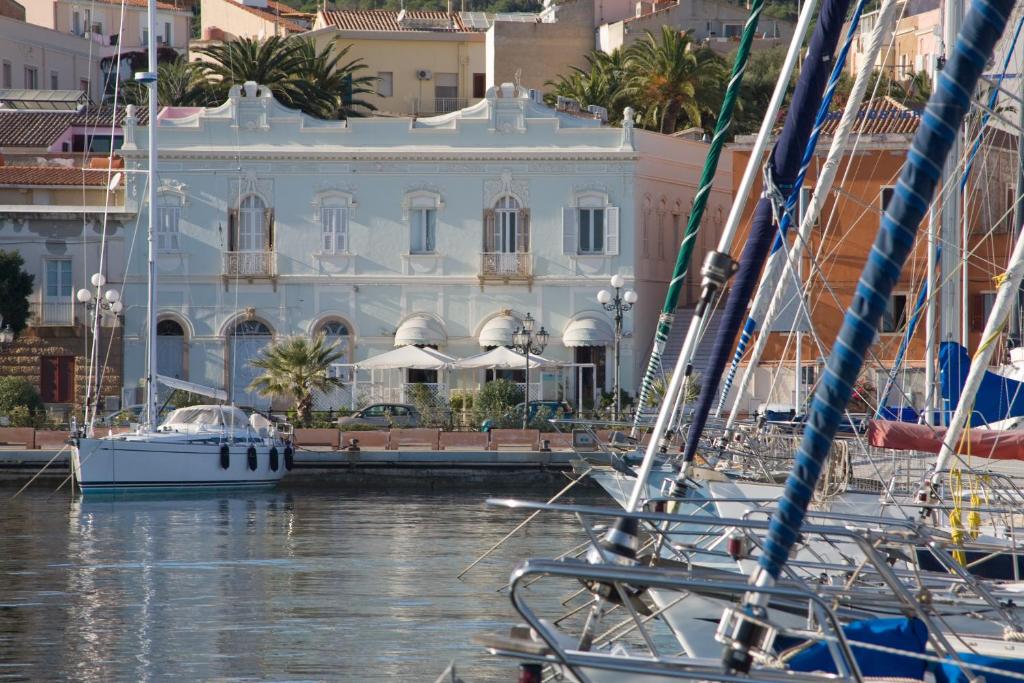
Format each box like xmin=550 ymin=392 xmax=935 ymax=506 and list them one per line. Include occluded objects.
xmin=338 ymin=403 xmax=421 ymax=428
xmin=480 ymin=400 xmax=574 ymax=431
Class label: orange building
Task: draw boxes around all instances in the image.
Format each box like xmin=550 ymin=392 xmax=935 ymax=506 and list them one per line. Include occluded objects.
xmin=722 ymin=97 xmax=1015 ymax=414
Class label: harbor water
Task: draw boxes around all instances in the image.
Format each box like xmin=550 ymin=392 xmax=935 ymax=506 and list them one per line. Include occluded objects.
xmin=0 ymin=481 xmax=606 ymax=681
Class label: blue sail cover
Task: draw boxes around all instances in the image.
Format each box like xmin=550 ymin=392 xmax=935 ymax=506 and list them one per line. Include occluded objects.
xmin=681 ymin=0 xmax=857 ymax=465
xmin=940 ymin=341 xmax=1024 ymax=426
xmin=787 ymin=617 xmax=928 ymax=679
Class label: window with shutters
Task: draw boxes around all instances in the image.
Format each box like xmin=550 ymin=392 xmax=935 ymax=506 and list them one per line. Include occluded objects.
xmin=411 ymin=208 xmax=436 ymax=254
xmin=225 ymin=194 xmax=275 ymax=277
xmin=563 ymin=193 xmax=619 ymax=256
xmin=157 ymin=205 xmax=181 ymax=251
xmin=482 ymin=196 xmax=530 ymax=278
xmin=321 ymin=206 xmax=349 ymax=253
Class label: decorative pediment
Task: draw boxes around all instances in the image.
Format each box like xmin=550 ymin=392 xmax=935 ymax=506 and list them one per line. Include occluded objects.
xmin=484 ymin=170 xmax=528 ymax=206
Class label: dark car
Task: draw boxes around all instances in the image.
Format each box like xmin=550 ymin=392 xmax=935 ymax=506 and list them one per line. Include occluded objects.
xmin=339 ymin=403 xmax=421 ymax=428
xmin=481 ymin=400 xmax=574 ymax=431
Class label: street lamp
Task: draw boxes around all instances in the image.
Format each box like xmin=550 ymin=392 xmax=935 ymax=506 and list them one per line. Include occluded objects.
xmin=511 ymin=312 xmax=549 ymax=429
xmin=76 ymin=282 xmax=124 ymax=317
xmin=597 ymin=274 xmax=637 ymax=422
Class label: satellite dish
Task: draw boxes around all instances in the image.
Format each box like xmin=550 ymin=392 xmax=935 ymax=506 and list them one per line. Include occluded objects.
xmin=107 ymin=171 xmax=123 ymax=191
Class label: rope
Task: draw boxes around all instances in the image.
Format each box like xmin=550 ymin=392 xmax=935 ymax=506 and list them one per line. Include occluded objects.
xmin=754 ymin=0 xmax=1015 ymax=583
xmin=630 ymin=0 xmax=767 ymax=432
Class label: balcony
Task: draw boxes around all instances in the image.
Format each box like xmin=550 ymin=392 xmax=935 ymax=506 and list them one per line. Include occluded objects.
xmin=31 ymin=299 xmax=76 ymax=327
xmin=223 ymin=251 xmax=277 ymax=279
xmin=413 ymin=97 xmax=468 ymax=115
xmin=479 ymin=252 xmax=532 ymax=288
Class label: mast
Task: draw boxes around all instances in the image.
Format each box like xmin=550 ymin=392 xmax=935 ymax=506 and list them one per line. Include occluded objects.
xmin=143 ymin=0 xmax=158 ymax=431
xmin=939 ymin=0 xmax=964 ymax=353
xmin=680 ymin=0 xmax=863 ymax=472
xmin=722 ymin=0 xmax=901 ymax=433
xmin=628 ymin=0 xmax=770 ymax=437
xmin=723 ymin=0 xmax=1014 ymax=669
xmin=621 ymin=0 xmax=819 ymax=511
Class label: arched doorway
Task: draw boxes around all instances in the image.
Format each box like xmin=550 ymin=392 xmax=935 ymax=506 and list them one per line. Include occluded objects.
xmin=314 ymin=319 xmax=352 ymax=411
xmin=156 ymin=319 xmax=186 ymax=380
xmin=228 ymin=319 xmax=272 ymax=408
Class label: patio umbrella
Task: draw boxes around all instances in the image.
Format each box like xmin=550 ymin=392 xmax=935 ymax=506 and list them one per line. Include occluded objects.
xmin=454 ymin=346 xmax=561 ymax=370
xmin=355 ymin=345 xmax=455 ymax=370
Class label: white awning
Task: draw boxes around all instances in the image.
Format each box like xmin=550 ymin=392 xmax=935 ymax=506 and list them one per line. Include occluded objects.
xmin=394 ymin=315 xmax=446 ymax=347
xmin=157 ymin=375 xmax=228 ymax=402
xmin=563 ymin=318 xmax=614 ymax=347
xmin=478 ymin=314 xmax=519 ymax=347
xmin=455 ymin=346 xmax=562 ymax=369
xmin=356 ymin=345 xmax=455 ymax=370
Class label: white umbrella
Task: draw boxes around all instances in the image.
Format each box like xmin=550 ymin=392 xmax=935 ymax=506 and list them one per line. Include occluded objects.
xmin=355 ymin=345 xmax=455 ymax=370
xmin=454 ymin=346 xmax=561 ymax=370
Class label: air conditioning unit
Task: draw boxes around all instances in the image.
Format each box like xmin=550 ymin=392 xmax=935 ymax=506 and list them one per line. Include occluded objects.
xmin=587 ymin=104 xmax=608 ymax=122
xmin=415 ymin=69 xmax=433 ymax=81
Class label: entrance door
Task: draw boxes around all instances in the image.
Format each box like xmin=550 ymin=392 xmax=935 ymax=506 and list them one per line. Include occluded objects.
xmin=575 ymin=363 xmax=597 ymax=412
xmin=229 ymin=320 xmax=272 ymax=408
xmin=40 ymin=356 xmax=75 ymax=403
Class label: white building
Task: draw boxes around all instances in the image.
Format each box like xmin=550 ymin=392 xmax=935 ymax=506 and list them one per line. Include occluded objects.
xmin=117 ymin=82 xmax=730 ymax=412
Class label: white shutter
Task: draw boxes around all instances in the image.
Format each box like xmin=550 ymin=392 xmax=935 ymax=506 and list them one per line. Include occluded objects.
xmin=338 ymin=208 xmax=349 ymax=252
xmin=605 ymin=206 xmax=620 ymax=255
xmin=562 ymin=207 xmax=577 ymax=255
xmin=322 ymin=209 xmax=333 ymax=252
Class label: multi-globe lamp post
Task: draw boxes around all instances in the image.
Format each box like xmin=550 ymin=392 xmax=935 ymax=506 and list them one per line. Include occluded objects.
xmin=76 ymin=273 xmax=123 ymax=425
xmin=597 ymin=274 xmax=637 ymax=422
xmin=511 ymin=313 xmax=549 ymax=429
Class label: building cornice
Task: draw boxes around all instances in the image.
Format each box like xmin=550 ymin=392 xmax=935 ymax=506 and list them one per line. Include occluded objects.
xmin=118 ymin=150 xmax=638 ymax=162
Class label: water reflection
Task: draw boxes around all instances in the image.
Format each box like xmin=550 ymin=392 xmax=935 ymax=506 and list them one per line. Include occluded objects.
xmin=0 ymin=485 xmax=601 ymax=681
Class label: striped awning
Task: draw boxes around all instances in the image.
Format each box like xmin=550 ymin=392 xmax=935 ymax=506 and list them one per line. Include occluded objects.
xmin=394 ymin=315 xmax=446 ymax=347
xmin=562 ymin=318 xmax=613 ymax=347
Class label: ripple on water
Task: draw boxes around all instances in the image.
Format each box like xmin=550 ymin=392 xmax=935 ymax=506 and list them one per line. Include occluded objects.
xmin=0 ymin=484 xmax=607 ymax=682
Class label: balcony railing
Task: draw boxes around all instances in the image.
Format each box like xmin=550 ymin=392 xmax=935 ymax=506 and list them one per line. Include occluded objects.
xmin=31 ymin=299 xmax=75 ymax=326
xmin=413 ymin=97 xmax=468 ymax=115
xmin=480 ymin=252 xmax=531 ymax=279
xmin=223 ymin=251 xmax=277 ymax=278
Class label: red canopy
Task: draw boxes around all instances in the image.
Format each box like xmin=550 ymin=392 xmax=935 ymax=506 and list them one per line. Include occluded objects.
xmin=866 ymin=420 xmax=1024 ymax=460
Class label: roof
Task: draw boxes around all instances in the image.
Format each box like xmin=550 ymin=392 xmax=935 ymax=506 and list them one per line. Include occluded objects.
xmin=0 ymin=107 xmax=149 ymax=148
xmin=231 ymin=0 xmax=307 ymax=33
xmin=818 ymin=96 xmax=921 ymax=136
xmin=0 ymin=89 xmax=89 ymax=111
xmin=74 ymin=0 xmax=184 ymax=10
xmin=317 ymin=9 xmax=476 ymax=32
xmin=0 ymin=166 xmax=113 ymax=186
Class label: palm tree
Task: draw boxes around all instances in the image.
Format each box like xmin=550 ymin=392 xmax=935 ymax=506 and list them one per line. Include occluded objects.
xmin=623 ymin=27 xmax=727 ymax=134
xmin=120 ymin=57 xmax=216 ymax=107
xmin=291 ymin=39 xmax=378 ymax=119
xmin=545 ymin=48 xmax=629 ymax=123
xmin=248 ymin=333 xmax=346 ymax=426
xmin=193 ymin=36 xmax=338 ymax=118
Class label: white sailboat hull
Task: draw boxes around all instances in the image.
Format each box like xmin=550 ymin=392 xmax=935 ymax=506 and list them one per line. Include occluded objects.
xmin=72 ymin=436 xmax=286 ymax=493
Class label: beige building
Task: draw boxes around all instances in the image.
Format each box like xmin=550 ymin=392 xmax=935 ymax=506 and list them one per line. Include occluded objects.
xmin=199 ymin=0 xmax=309 ymax=41
xmin=597 ymin=0 xmax=795 ymax=56
xmin=0 ymin=11 xmax=105 ymax=101
xmin=24 ymin=0 xmax=191 ymax=55
xmin=310 ymin=9 xmax=486 ymax=116
xmin=847 ymin=0 xmax=940 ymax=79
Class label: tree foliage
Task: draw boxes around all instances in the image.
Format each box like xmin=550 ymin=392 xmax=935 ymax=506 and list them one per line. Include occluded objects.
xmin=248 ymin=333 xmax=347 ymax=426
xmin=0 ymin=377 xmax=43 ymax=415
xmin=120 ymin=37 xmax=377 ymax=119
xmin=0 ymin=250 xmax=34 ymax=334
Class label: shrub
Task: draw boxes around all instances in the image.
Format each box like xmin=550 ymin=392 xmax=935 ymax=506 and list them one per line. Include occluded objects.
xmin=473 ymin=379 xmax=523 ymax=426
xmin=7 ymin=405 xmax=47 ymax=428
xmin=0 ymin=377 xmax=43 ymax=414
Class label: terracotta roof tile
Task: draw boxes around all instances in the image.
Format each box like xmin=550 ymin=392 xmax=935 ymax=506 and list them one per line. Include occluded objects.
xmin=0 ymin=166 xmax=112 ymax=186
xmin=0 ymin=107 xmax=149 ymax=148
xmin=232 ymin=0 xmax=307 ymax=33
xmin=318 ymin=9 xmax=475 ymax=32
xmin=819 ymin=96 xmax=921 ymax=136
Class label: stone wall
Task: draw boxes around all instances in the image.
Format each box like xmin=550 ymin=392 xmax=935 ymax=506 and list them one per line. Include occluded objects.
xmin=0 ymin=324 xmax=123 ymax=416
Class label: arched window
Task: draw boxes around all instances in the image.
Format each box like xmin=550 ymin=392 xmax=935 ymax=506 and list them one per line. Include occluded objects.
xmin=156 ymin=319 xmax=186 ymax=380
xmin=238 ymin=195 xmax=265 ymax=252
xmin=227 ymin=318 xmax=273 ymax=408
xmin=316 ymin=319 xmax=350 ymax=364
xmin=484 ymin=195 xmax=529 ymax=256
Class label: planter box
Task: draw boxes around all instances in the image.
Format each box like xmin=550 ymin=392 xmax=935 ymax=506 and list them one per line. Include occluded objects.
xmin=294 ymin=428 xmax=340 ymax=449
xmin=439 ymin=432 xmax=489 ymax=451
xmin=488 ymin=429 xmax=540 ymax=451
xmin=388 ymin=428 xmax=440 ymax=450
xmin=342 ymin=431 xmax=388 ymax=450
xmin=36 ymin=430 xmax=70 ymax=450
xmin=0 ymin=427 xmax=34 ymax=449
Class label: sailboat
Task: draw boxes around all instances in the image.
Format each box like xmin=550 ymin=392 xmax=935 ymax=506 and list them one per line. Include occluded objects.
xmin=70 ymin=0 xmax=290 ymax=493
